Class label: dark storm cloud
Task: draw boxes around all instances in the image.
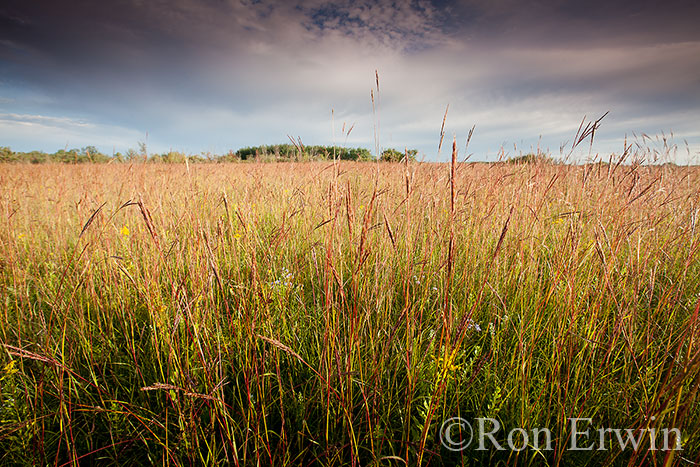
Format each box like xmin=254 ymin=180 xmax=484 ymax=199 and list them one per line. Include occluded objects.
xmin=1 ymin=0 xmax=443 ymax=145
xmin=0 ymin=0 xmax=699 ymax=160
xmin=446 ymin=0 xmax=700 ymax=45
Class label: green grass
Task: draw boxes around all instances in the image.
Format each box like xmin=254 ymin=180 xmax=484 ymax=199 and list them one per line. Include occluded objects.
xmin=1 ymin=161 xmax=699 ymax=465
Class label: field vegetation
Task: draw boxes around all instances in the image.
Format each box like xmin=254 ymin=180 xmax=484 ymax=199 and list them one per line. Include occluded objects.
xmin=1 ymin=157 xmax=699 ymax=465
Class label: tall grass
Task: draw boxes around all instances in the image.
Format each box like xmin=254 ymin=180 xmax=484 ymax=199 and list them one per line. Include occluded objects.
xmin=1 ymin=160 xmax=699 ymax=465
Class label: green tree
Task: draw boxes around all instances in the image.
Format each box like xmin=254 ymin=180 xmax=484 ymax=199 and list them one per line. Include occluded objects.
xmin=0 ymin=147 xmax=16 ymax=162
xmin=380 ymin=148 xmax=417 ymax=162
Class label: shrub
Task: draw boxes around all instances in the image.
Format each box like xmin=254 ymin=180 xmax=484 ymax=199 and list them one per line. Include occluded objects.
xmin=506 ymin=153 xmax=554 ymax=164
xmin=381 ymin=148 xmax=417 ymax=162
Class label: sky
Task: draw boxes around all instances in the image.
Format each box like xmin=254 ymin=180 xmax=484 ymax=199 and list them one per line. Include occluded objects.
xmin=1 ymin=0 xmax=699 ymax=162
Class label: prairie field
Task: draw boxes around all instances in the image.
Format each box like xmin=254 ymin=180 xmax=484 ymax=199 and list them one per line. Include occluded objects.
xmin=1 ymin=161 xmax=699 ymax=465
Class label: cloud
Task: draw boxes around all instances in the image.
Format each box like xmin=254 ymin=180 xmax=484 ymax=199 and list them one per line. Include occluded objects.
xmin=0 ymin=113 xmax=143 ymax=152
xmin=298 ymin=0 xmax=445 ymax=49
xmin=0 ymin=113 xmax=94 ymax=128
xmin=1 ymin=0 xmax=699 ymax=161
xmin=445 ymin=0 xmax=700 ymax=46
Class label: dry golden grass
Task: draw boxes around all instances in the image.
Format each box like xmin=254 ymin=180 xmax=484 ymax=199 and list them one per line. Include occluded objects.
xmin=1 ymin=160 xmax=699 ymax=465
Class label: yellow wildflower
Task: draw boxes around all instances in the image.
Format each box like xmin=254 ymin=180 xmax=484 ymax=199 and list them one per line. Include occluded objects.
xmin=2 ymin=359 xmax=18 ymax=379
xmin=434 ymin=348 xmax=461 ymax=373
xmin=121 ymin=225 xmax=130 ymax=236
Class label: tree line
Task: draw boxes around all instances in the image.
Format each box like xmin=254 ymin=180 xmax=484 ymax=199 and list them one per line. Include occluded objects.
xmin=0 ymin=144 xmax=419 ymax=163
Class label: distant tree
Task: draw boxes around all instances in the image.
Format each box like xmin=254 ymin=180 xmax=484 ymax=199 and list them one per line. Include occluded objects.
xmin=28 ymin=151 xmax=49 ymax=164
xmin=220 ymin=150 xmax=240 ymax=162
xmin=77 ymin=146 xmax=110 ymax=162
xmin=161 ymin=151 xmax=186 ymax=163
xmin=0 ymin=147 xmax=16 ymax=162
xmin=81 ymin=146 xmax=99 ymax=157
xmin=125 ymin=148 xmax=140 ymax=161
xmin=380 ymin=148 xmax=417 ymax=162
xmin=338 ymin=147 xmax=373 ymax=161
xmin=507 ymin=153 xmax=553 ymax=164
xmin=236 ymin=147 xmax=257 ymax=160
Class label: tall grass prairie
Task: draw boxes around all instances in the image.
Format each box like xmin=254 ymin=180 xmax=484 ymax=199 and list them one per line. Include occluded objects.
xmin=1 ymin=160 xmax=699 ymax=465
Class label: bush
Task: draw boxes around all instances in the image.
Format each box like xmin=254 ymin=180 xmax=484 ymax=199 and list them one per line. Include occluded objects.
xmin=0 ymin=147 xmax=17 ymax=162
xmin=161 ymin=151 xmax=187 ymax=163
xmin=234 ymin=145 xmax=376 ymax=162
xmin=380 ymin=148 xmax=417 ymax=162
xmin=507 ymin=153 xmax=554 ymax=164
